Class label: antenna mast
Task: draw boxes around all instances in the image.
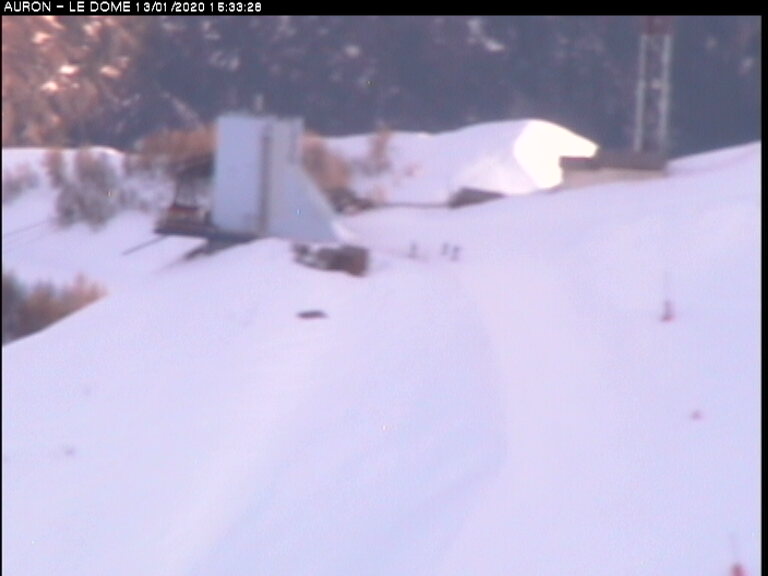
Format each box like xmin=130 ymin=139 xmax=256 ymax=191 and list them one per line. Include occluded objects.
xmin=633 ymin=16 xmax=674 ymax=155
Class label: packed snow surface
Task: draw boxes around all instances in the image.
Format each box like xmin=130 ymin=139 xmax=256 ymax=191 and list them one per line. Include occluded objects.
xmin=2 ymin=122 xmax=760 ymax=576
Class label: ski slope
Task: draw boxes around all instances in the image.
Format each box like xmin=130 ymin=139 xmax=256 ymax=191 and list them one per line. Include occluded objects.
xmin=1 ymin=124 xmax=761 ymax=576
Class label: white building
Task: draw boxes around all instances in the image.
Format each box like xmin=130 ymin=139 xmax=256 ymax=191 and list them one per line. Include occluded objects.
xmin=157 ymin=113 xmax=340 ymax=245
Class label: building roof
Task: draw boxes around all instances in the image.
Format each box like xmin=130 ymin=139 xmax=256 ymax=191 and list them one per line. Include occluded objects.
xmin=560 ymin=150 xmax=666 ymax=172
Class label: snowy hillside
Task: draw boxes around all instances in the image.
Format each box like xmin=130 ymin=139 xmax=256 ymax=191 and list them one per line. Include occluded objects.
xmin=2 ymin=146 xmax=197 ymax=288
xmin=2 ymin=123 xmax=760 ymax=576
xmin=330 ymin=119 xmax=597 ymax=203
xmin=2 ymin=119 xmax=594 ymax=288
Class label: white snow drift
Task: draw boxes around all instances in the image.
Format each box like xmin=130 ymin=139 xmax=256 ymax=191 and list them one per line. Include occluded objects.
xmin=329 ymin=119 xmax=597 ymax=203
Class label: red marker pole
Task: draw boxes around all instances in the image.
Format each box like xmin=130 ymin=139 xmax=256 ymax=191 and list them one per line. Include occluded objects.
xmin=660 ymin=272 xmax=675 ymax=322
xmin=661 ymin=299 xmax=675 ymax=322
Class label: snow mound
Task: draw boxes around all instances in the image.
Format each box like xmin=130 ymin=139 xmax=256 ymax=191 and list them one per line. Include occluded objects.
xmin=329 ymin=119 xmax=596 ymax=203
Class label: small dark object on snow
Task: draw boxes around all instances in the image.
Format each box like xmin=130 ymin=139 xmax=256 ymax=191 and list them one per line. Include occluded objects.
xmin=297 ymin=310 xmax=327 ymax=319
xmin=451 ymin=245 xmax=461 ymax=261
xmin=293 ymin=243 xmax=369 ymax=277
xmin=690 ymin=409 xmax=703 ymax=421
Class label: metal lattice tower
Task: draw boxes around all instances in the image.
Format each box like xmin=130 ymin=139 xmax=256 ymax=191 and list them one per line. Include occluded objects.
xmin=633 ymin=16 xmax=674 ymax=155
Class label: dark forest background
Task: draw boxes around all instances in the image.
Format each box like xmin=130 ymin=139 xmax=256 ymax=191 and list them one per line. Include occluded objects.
xmin=2 ymin=16 xmax=761 ymax=155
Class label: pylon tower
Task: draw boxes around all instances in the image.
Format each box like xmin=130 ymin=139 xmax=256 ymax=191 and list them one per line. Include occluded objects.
xmin=633 ymin=16 xmax=674 ymax=155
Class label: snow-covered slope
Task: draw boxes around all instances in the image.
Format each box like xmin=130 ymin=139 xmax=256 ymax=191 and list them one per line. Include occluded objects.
xmin=2 ymin=119 xmax=594 ymax=288
xmin=330 ymin=119 xmax=597 ymax=203
xmin=2 ymin=147 xmax=196 ymax=288
xmin=2 ymin=129 xmax=760 ymax=576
